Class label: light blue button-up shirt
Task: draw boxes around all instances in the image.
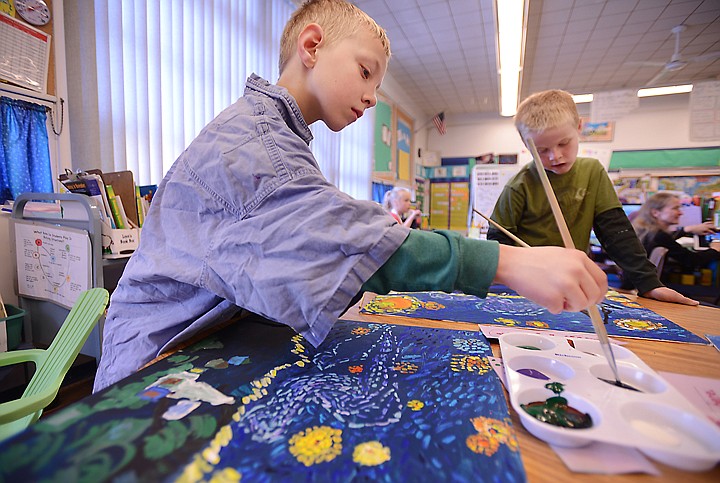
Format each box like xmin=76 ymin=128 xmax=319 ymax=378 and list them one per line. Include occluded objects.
xmin=94 ymin=75 xmax=409 ymax=391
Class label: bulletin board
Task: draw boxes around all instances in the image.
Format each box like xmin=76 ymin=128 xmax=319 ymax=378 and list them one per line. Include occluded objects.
xmin=396 ymin=108 xmax=413 ymax=182
xmin=373 ymin=97 xmax=393 ymax=177
xmin=609 ymin=147 xmax=720 ymax=170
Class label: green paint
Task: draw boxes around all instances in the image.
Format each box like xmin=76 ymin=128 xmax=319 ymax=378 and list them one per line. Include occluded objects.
xmin=521 ymin=382 xmax=593 ymax=429
xmin=144 ymin=421 xmax=190 ymax=459
xmin=189 ymin=414 xmax=218 ymax=439
xmin=517 ymin=345 xmax=541 ymax=350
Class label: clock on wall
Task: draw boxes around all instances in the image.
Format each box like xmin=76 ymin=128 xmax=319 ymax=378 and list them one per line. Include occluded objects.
xmin=15 ymin=0 xmax=51 ymax=26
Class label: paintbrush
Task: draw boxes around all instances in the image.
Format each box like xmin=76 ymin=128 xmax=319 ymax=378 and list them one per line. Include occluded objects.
xmin=473 ymin=208 xmax=530 ymax=248
xmin=0 ymin=289 xmax=6 ymax=319
xmin=525 ymin=137 xmax=623 ymax=387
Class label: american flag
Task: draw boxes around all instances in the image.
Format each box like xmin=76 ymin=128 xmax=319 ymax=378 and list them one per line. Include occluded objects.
xmin=432 ymin=112 xmax=446 ymax=135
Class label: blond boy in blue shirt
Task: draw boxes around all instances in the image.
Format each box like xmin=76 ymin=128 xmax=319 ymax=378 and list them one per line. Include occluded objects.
xmin=95 ymin=1 xmax=608 ymax=391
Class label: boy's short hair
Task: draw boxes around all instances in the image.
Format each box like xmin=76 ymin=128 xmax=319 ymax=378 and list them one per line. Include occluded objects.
xmin=514 ymin=89 xmax=580 ymax=139
xmin=279 ymin=0 xmax=391 ymax=74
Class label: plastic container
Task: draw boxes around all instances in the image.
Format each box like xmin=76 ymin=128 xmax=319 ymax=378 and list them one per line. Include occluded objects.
xmin=1 ymin=304 xmax=25 ymax=351
xmin=499 ymin=332 xmax=720 ymax=471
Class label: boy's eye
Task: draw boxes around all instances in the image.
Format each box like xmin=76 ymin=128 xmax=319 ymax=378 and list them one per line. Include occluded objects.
xmin=361 ymin=66 xmax=370 ymax=79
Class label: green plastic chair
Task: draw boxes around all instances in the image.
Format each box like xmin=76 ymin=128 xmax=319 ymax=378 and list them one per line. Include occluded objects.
xmin=0 ymin=287 xmax=109 ymax=442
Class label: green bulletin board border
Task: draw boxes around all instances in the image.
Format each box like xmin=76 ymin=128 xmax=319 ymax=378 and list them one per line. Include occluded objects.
xmin=609 ymin=147 xmax=720 ymax=170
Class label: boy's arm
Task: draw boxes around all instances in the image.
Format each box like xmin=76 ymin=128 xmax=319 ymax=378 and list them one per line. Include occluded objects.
xmin=593 ymin=208 xmax=662 ymax=293
xmin=594 ymin=208 xmax=697 ymax=305
xmin=362 ymin=229 xmax=607 ymax=314
xmin=362 ymin=229 xmax=498 ymax=297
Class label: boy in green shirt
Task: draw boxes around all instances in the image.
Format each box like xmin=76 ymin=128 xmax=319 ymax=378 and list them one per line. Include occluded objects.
xmin=488 ymin=89 xmax=696 ymax=306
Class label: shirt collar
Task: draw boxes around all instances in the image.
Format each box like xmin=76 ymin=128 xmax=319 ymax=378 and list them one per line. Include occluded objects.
xmin=245 ymin=74 xmax=314 ymax=145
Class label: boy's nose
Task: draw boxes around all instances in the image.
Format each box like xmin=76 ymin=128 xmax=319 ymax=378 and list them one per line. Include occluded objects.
xmin=364 ymin=92 xmax=377 ymax=108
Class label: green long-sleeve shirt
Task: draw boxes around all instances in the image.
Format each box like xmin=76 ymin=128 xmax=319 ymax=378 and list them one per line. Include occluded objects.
xmin=362 ymin=229 xmax=500 ymax=297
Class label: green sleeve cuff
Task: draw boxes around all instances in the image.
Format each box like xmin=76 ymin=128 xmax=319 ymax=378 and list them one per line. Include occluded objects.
xmin=362 ymin=229 xmax=499 ymax=297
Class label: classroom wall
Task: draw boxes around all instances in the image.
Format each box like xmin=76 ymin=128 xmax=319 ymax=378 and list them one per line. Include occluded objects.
xmin=426 ymin=94 xmax=719 ymax=164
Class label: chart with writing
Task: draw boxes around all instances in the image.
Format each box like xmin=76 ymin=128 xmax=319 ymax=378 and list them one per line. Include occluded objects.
xmin=689 ymin=80 xmax=720 ymax=142
xmin=14 ymin=221 xmax=91 ymax=309
xmin=471 ymin=165 xmax=520 ymax=232
xmin=0 ymin=11 xmax=51 ymax=92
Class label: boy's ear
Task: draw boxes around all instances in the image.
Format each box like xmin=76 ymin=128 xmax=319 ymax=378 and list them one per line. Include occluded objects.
xmin=297 ymin=23 xmax=324 ymax=69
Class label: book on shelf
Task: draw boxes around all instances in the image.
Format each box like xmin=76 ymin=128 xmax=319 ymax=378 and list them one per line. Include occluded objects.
xmin=105 ymin=184 xmax=127 ymax=229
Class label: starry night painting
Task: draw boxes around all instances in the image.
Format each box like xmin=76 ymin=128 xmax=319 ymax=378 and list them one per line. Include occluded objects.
xmin=361 ymin=289 xmax=706 ymax=344
xmin=0 ymin=316 xmax=525 ymax=483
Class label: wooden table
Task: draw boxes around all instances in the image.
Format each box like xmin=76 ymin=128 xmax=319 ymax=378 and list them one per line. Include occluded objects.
xmin=342 ymin=294 xmax=720 ymax=482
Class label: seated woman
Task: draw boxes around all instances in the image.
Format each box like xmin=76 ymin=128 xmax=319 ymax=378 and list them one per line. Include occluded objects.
xmin=382 ymin=187 xmax=422 ymax=228
xmin=631 ymin=192 xmax=720 ymax=281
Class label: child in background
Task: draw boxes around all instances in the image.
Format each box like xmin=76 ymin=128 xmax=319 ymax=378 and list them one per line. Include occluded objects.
xmin=383 ymin=187 xmax=422 ymax=228
xmin=632 ymin=192 xmax=720 ymax=280
xmin=488 ymin=89 xmax=697 ymax=306
xmin=94 ymin=1 xmax=608 ymax=392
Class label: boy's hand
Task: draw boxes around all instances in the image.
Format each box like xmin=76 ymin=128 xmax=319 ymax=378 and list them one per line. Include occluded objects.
xmin=640 ymin=287 xmax=699 ymax=306
xmin=494 ymin=245 xmax=607 ymax=314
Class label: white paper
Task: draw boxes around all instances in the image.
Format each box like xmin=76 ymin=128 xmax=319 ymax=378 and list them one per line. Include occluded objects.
xmin=591 ymin=89 xmax=638 ymax=121
xmin=689 ymin=81 xmax=720 ymax=141
xmin=14 ymin=220 xmax=92 ymax=309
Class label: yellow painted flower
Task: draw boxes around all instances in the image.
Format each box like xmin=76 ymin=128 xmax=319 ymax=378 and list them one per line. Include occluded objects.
xmin=407 ymin=400 xmax=424 ymax=411
xmin=614 ymin=318 xmax=664 ymax=331
xmin=352 ymin=327 xmax=371 ymax=335
xmin=451 ymin=355 xmax=491 ymax=374
xmin=363 ymin=295 xmax=423 ymax=314
xmin=353 ymin=441 xmax=391 ymax=466
xmin=494 ymin=317 xmax=519 ymax=326
xmin=288 ymin=426 xmax=343 ymax=467
xmin=525 ymin=320 xmax=549 ymax=328
xmin=208 ymin=467 xmax=242 ymax=483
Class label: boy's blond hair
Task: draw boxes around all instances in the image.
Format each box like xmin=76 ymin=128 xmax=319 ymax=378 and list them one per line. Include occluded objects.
xmin=514 ymin=89 xmax=580 ymax=139
xmin=279 ymin=0 xmax=391 ymax=74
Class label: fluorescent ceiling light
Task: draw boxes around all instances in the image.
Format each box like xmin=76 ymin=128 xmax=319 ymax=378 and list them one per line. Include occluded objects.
xmin=572 ymin=94 xmax=594 ymax=104
xmin=637 ymin=84 xmax=693 ymax=97
xmin=495 ymin=0 xmax=527 ymax=117
xmin=573 ymin=85 xmax=692 ymax=104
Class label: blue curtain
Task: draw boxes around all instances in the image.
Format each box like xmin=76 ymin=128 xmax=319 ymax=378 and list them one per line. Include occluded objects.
xmin=0 ymin=97 xmax=53 ymax=204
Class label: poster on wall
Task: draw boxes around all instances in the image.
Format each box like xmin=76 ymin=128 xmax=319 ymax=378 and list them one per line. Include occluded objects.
xmin=470 ymin=165 xmax=521 ymax=233
xmin=689 ymin=80 xmax=720 ymax=141
xmin=579 ymin=117 xmax=614 ymax=142
xmin=396 ymin=108 xmax=413 ymax=182
xmin=449 ymin=181 xmax=469 ymax=231
xmin=373 ymin=98 xmax=393 ymax=179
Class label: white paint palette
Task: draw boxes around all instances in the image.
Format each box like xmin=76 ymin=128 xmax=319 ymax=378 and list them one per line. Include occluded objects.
xmin=499 ymin=332 xmax=720 ymax=472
